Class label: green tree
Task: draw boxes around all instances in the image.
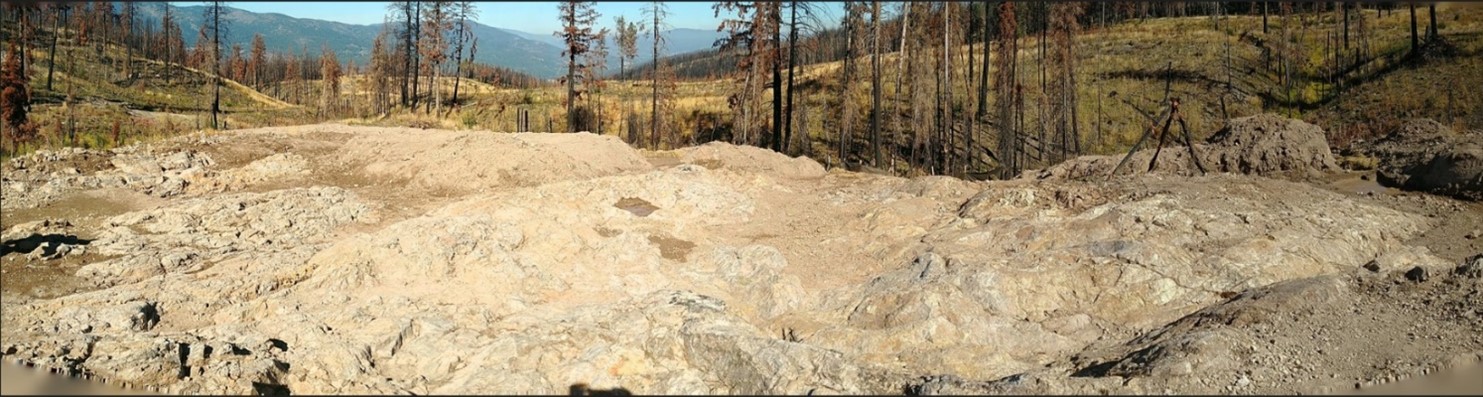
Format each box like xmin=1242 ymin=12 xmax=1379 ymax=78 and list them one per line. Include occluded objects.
xmin=557 ymin=0 xmax=600 ymax=132
xmin=614 ymin=16 xmax=641 ymax=78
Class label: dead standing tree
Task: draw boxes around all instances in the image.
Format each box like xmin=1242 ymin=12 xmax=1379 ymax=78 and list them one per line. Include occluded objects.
xmin=836 ymin=1 xmax=865 ymax=168
xmin=781 ymin=1 xmax=825 ymax=155
xmin=447 ymin=1 xmax=478 ymax=111
xmin=713 ymin=1 xmax=761 ymax=147
xmin=203 ymin=1 xmax=225 ymax=130
xmin=615 ymin=15 xmax=640 ymax=142
xmin=320 ymin=45 xmax=341 ymax=116
xmin=888 ymin=1 xmax=908 ymax=170
xmin=584 ymin=27 xmax=610 ymax=134
xmin=760 ymin=2 xmax=782 ymax=153
xmin=644 ymin=1 xmax=674 ymax=149
xmin=993 ymin=1 xmax=1018 ymax=179
xmin=1047 ymin=3 xmax=1084 ymax=163
xmin=782 ymin=1 xmax=827 ymax=156
xmin=388 ymin=1 xmax=416 ymax=108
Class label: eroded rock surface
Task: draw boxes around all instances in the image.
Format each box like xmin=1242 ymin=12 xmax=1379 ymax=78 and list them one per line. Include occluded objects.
xmin=3 ymin=146 xmax=213 ymax=211
xmin=1 ymin=124 xmax=1477 ymax=395
xmin=906 ymin=257 xmax=1483 ymax=395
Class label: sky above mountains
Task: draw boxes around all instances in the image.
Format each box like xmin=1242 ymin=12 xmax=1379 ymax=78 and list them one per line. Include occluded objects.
xmin=212 ymin=1 xmax=842 ymax=37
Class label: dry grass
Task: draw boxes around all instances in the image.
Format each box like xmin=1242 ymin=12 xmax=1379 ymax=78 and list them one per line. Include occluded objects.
xmin=3 ymin=34 xmax=325 ymax=159
xmin=780 ymin=3 xmax=1483 ymax=171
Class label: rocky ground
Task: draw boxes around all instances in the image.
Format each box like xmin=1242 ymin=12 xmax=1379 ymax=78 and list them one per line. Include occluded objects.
xmin=1 ymin=119 xmax=1479 ymax=395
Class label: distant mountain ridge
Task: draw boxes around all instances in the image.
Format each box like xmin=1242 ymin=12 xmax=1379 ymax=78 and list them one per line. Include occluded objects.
xmin=132 ymin=3 xmax=726 ymax=79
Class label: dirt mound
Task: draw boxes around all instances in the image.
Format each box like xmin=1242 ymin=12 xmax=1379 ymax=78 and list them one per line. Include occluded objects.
xmin=1037 ymin=114 xmax=1340 ymax=180
xmin=1366 ymin=119 xmax=1483 ymax=201
xmin=332 ymin=126 xmax=653 ymax=193
xmin=670 ymin=142 xmax=827 ymax=179
xmin=1381 ymin=118 xmax=1458 ymax=144
xmin=1203 ymin=113 xmax=1341 ymax=174
xmin=187 ymin=152 xmax=312 ymax=194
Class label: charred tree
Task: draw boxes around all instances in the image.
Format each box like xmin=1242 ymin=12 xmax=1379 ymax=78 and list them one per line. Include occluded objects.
xmin=203 ymin=1 xmax=225 ymax=130
xmin=994 ymin=1 xmax=1018 ymax=179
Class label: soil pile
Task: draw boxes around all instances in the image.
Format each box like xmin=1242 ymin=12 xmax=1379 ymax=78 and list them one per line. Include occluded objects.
xmin=1037 ymin=114 xmax=1340 ymax=181
xmin=1365 ymin=119 xmax=1483 ymax=201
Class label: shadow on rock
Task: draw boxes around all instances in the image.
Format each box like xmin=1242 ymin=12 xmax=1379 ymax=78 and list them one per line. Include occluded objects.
xmin=569 ymin=383 xmax=632 ymax=396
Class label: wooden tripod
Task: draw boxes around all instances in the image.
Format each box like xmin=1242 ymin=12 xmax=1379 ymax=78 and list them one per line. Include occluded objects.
xmin=1108 ymin=63 xmax=1209 ymax=180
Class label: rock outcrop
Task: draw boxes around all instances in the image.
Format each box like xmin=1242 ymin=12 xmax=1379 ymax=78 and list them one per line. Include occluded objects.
xmin=1 ymin=124 xmax=1474 ymax=395
xmin=2 ymin=146 xmax=214 ymax=211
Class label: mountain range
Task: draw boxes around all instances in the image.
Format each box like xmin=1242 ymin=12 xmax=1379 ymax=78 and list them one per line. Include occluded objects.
xmin=132 ymin=3 xmax=726 ymax=80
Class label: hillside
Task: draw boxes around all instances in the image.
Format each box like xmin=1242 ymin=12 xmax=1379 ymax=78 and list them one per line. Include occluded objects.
xmin=9 ymin=27 xmax=313 ymax=155
xmin=620 ymin=3 xmax=1483 ymax=175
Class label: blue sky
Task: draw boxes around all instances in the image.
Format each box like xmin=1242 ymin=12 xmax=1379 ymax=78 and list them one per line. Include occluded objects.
xmin=217 ymin=2 xmax=842 ymax=35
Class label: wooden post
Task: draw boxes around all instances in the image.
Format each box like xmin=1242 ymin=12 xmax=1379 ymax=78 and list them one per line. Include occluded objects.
xmin=1108 ymin=62 xmax=1174 ymax=180
xmin=1147 ymin=98 xmax=1179 ymax=172
xmin=1176 ymin=105 xmax=1208 ymax=175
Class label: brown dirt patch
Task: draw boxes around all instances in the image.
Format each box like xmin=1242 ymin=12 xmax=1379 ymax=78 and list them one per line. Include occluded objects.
xmin=615 ymin=197 xmax=660 ymax=217
xmin=647 ymin=234 xmax=696 ymax=261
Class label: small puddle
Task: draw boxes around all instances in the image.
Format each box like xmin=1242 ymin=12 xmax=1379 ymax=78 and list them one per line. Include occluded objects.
xmin=1327 ymin=173 xmax=1398 ymax=197
xmin=614 ymin=197 xmax=660 ymax=217
xmin=647 ymin=234 xmax=696 ymax=262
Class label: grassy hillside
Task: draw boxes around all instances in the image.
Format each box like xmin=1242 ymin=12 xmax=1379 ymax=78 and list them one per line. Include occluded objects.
xmin=322 ymin=4 xmax=1482 ymax=177
xmin=624 ymin=4 xmax=1483 ymax=175
xmin=6 ymin=29 xmax=318 ymax=158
